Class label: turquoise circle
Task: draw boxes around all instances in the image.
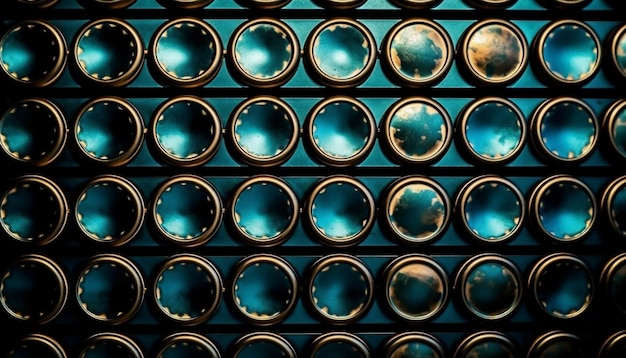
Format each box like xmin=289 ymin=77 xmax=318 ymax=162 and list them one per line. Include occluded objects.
xmin=542 ymin=23 xmax=599 ymax=82
xmin=76 ymin=21 xmax=139 ymax=81
xmin=311 ymin=261 xmax=370 ymax=319
xmin=388 ymin=23 xmax=449 ymax=82
xmin=463 ymin=181 xmax=522 ymax=241
xmin=310 ymin=181 xmax=371 ymax=240
xmin=463 ymin=261 xmax=520 ymax=318
xmin=311 ymin=101 xmax=371 ymax=159
xmin=76 ymin=181 xmax=140 ymax=242
xmin=155 ymin=261 xmax=219 ymax=320
xmin=387 ymin=261 xmax=446 ymax=319
xmin=388 ymin=101 xmax=449 ymax=162
xmin=536 ymin=259 xmax=592 ymax=318
xmin=77 ymin=262 xmax=139 ymax=320
xmin=313 ymin=23 xmax=371 ymax=80
xmin=155 ymin=21 xmax=218 ymax=80
xmin=233 ymin=101 xmax=295 ymax=159
xmin=235 ymin=23 xmax=293 ymax=80
xmin=1 ymin=181 xmax=62 ymax=242
xmin=76 ymin=100 xmax=139 ymax=161
xmin=234 ymin=181 xmax=294 ymax=241
xmin=387 ymin=182 xmax=447 ymax=242
xmin=464 ymin=101 xmax=523 ymax=161
xmin=539 ymin=101 xmax=596 ymax=161
xmin=465 ymin=23 xmax=525 ymax=82
xmin=236 ymin=341 xmax=288 ymax=358
xmin=388 ymin=341 xmax=442 ymax=358
xmin=154 ymin=180 xmax=219 ymax=242
xmin=0 ymin=101 xmax=63 ymax=163
xmin=0 ymin=22 xmax=62 ymax=83
xmin=537 ymin=181 xmax=594 ymax=241
xmin=233 ymin=261 xmax=294 ymax=320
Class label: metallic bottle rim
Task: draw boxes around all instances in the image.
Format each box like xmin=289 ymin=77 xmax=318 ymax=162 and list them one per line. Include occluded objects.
xmin=528 ymin=253 xmax=594 ymax=319
xmin=0 ymin=254 xmax=68 ymax=324
xmin=157 ymin=332 xmax=221 ymax=358
xmin=603 ymin=99 xmax=626 ymax=161
xmin=149 ymin=18 xmax=223 ymax=88
xmin=598 ymin=331 xmax=626 ymax=358
xmin=0 ymin=175 xmax=69 ymax=245
xmin=529 ymin=97 xmax=598 ymax=164
xmin=454 ymin=253 xmax=523 ymax=320
xmin=382 ymin=254 xmax=449 ymax=322
xmin=0 ymin=20 xmax=67 ymax=87
xmin=308 ymin=332 xmax=371 ymax=358
xmin=149 ymin=96 xmax=222 ymax=167
xmin=152 ymin=254 xmax=223 ymax=325
xmin=600 ymin=175 xmax=626 ymax=238
xmin=454 ymin=331 xmax=517 ymax=358
xmin=7 ymin=333 xmax=67 ymax=358
xmin=150 ymin=174 xmax=222 ymax=247
xmin=227 ymin=95 xmax=299 ymax=167
xmin=73 ymin=96 xmax=145 ymax=167
xmin=157 ymin=0 xmax=214 ymax=8
xmin=527 ymin=331 xmax=585 ymax=358
xmin=77 ymin=0 xmax=137 ymax=8
xmin=599 ymin=252 xmax=626 ymax=316
xmin=528 ymin=174 xmax=596 ymax=243
xmin=227 ymin=18 xmax=300 ymax=88
xmin=75 ymin=175 xmax=145 ymax=246
xmin=231 ymin=332 xmax=296 ymax=358
xmin=71 ymin=18 xmax=145 ymax=87
xmin=79 ymin=332 xmax=144 ymax=358
xmin=381 ymin=175 xmax=451 ymax=245
xmin=227 ymin=175 xmax=299 ymax=247
xmin=229 ymin=254 xmax=298 ymax=325
xmin=313 ymin=0 xmax=366 ymax=10
xmin=463 ymin=0 xmax=518 ymax=9
xmin=303 ymin=175 xmax=376 ymax=247
xmin=607 ymin=23 xmax=626 ymax=82
xmin=380 ymin=18 xmax=453 ymax=88
xmin=456 ymin=97 xmax=526 ymax=165
xmin=383 ymin=332 xmax=446 ymax=358
xmin=304 ymin=96 xmax=376 ymax=167
xmin=532 ymin=19 xmax=602 ymax=86
xmin=386 ymin=0 xmax=442 ymax=10
xmin=380 ymin=97 xmax=452 ymax=165
xmin=304 ymin=17 xmax=377 ymax=88
xmin=305 ymin=254 xmax=374 ymax=324
xmin=0 ymin=98 xmax=68 ymax=166
xmin=457 ymin=19 xmax=528 ymax=86
xmin=75 ymin=254 xmax=146 ymax=325
xmin=454 ymin=175 xmax=526 ymax=244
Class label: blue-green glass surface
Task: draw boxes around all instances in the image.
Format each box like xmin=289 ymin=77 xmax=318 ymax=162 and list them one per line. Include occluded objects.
xmin=536 ymin=260 xmax=592 ymax=318
xmin=7 ymin=341 xmax=60 ymax=358
xmin=539 ymin=101 xmax=596 ymax=160
xmin=388 ymin=262 xmax=445 ymax=318
xmin=312 ymin=101 xmax=370 ymax=159
xmin=388 ymin=183 xmax=447 ymax=241
xmin=610 ymin=263 xmax=626 ymax=313
xmin=610 ymin=183 xmax=626 ymax=235
xmin=76 ymin=101 xmax=138 ymax=160
xmin=160 ymin=341 xmax=217 ymax=358
xmin=310 ymin=181 xmax=370 ymax=240
xmin=537 ymin=181 xmax=593 ymax=241
xmin=464 ymin=181 xmax=522 ymax=241
xmin=76 ymin=22 xmax=138 ymax=80
xmin=155 ymin=181 xmax=218 ymax=241
xmin=234 ymin=181 xmax=294 ymax=240
xmin=155 ymin=21 xmax=217 ymax=79
xmin=234 ymin=101 xmax=294 ymax=159
xmin=155 ymin=100 xmax=217 ymax=160
xmin=0 ymin=22 xmax=60 ymax=82
xmin=466 ymin=24 xmax=524 ymax=81
xmin=0 ymin=101 xmax=61 ymax=162
xmin=464 ymin=101 xmax=523 ymax=161
xmin=388 ymin=341 xmax=442 ymax=358
xmin=1 ymin=262 xmax=61 ymax=320
xmin=155 ymin=261 xmax=218 ymax=320
xmin=388 ymin=101 xmax=448 ymax=161
xmin=313 ymin=341 xmax=365 ymax=358
xmin=311 ymin=261 xmax=369 ymax=318
xmin=236 ymin=341 xmax=287 ymax=358
xmin=235 ymin=23 xmax=293 ymax=79
xmin=617 ymin=31 xmax=626 ymax=75
xmin=77 ymin=262 xmax=138 ymax=320
xmin=76 ymin=182 xmax=139 ymax=241
xmin=312 ymin=23 xmax=370 ymax=80
xmin=389 ymin=23 xmax=447 ymax=81
xmin=464 ymin=262 xmax=520 ymax=318
xmin=461 ymin=339 xmax=514 ymax=358
xmin=611 ymin=105 xmax=626 ymax=158
xmin=535 ymin=338 xmax=586 ymax=358
xmin=542 ymin=23 xmax=599 ymax=82
xmin=81 ymin=341 xmax=136 ymax=358
xmin=1 ymin=182 xmax=61 ymax=242
xmin=234 ymin=262 xmax=294 ymax=319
